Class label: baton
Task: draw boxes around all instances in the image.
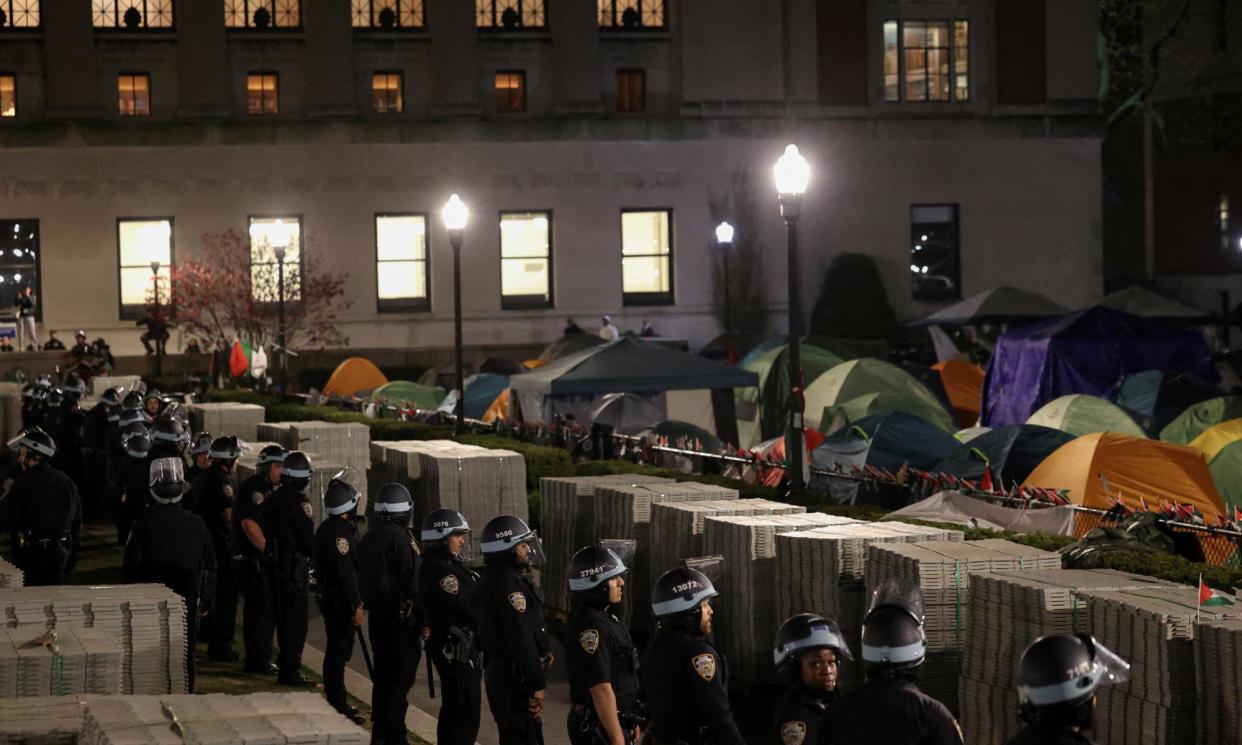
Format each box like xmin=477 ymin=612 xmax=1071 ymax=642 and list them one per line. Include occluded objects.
xmin=355 ymin=627 xmax=374 ymax=677
xmin=425 ymin=637 xmax=436 ymax=698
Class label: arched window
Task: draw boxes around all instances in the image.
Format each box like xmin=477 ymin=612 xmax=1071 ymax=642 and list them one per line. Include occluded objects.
xmin=225 ymin=0 xmax=300 ymax=29
xmin=351 ymin=0 xmax=423 ymax=29
xmin=477 ymin=0 xmax=545 ymax=30
xmin=93 ymin=1 xmax=174 ymax=29
xmin=598 ymin=0 xmax=664 ymax=30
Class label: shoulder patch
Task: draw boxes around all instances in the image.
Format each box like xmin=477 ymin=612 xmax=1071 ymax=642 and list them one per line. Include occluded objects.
xmin=335 ymin=537 xmax=350 ymax=556
xmin=252 ymin=491 xmax=266 ymax=506
xmin=508 ymin=591 xmax=527 ymax=613
xmin=439 ymin=575 xmax=459 ymax=595
xmin=691 ymin=652 xmax=717 ymax=682
xmin=578 ymin=629 xmax=600 ymax=654
xmin=301 ymin=501 xmax=313 ymax=518
xmin=780 ymin=721 xmax=807 ymax=745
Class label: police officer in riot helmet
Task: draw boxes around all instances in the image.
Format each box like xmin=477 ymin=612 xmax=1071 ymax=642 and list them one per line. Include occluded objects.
xmin=774 ymin=614 xmax=851 ymax=745
xmin=419 ymin=508 xmax=483 ymax=745
xmin=828 ymin=579 xmax=962 ymax=745
xmin=192 ymin=435 xmax=242 ymax=662
xmin=149 ymin=415 xmax=188 ymax=464
xmin=186 ymin=432 xmax=213 ymax=484
xmin=83 ymin=386 xmax=121 ymax=522
xmin=260 ymin=450 xmax=317 ymax=686
xmin=643 ymin=563 xmax=745 ymax=745
xmin=142 ymin=389 xmax=163 ymax=421
xmin=53 ymin=377 xmax=89 ymax=516
xmin=114 ymin=429 xmax=151 ymax=545
xmin=476 ymin=515 xmax=552 ymax=745
xmin=123 ymin=457 xmax=215 ymax=691
xmin=566 ymin=542 xmax=643 ymax=745
xmin=0 ymin=428 xmax=82 ymax=585
xmin=1007 ymin=634 xmax=1131 ymax=745
xmin=358 ymin=483 xmax=425 ymax=745
xmin=233 ymin=444 xmax=284 ymax=674
xmin=313 ymin=474 xmax=365 ymax=724
xmin=20 ymin=382 xmax=42 ymax=429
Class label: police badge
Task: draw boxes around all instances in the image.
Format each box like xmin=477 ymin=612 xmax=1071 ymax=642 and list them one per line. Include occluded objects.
xmin=508 ymin=592 xmax=527 ymax=613
xmin=691 ymin=653 xmax=717 ymax=681
xmin=251 ymin=491 xmax=265 ymax=507
xmin=578 ymin=629 xmax=600 ymax=654
xmin=780 ymin=721 xmax=807 ymax=745
xmin=439 ymin=575 xmax=460 ymax=595
xmin=335 ymin=538 xmax=349 ymax=555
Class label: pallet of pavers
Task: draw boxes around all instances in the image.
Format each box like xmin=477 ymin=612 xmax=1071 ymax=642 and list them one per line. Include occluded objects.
xmin=257 ymin=421 xmax=370 ymax=470
xmin=0 ymin=557 xmax=22 ymax=588
xmin=365 ymin=440 xmax=435 ymax=522
xmin=959 ymin=569 xmax=1183 ymax=745
xmin=0 ymin=696 xmax=91 ymax=745
xmin=702 ymin=512 xmax=866 ymax=684
xmin=0 ymin=584 xmax=187 ymax=695
xmin=0 ymin=627 xmax=122 ymax=698
xmin=865 ymin=539 xmax=1060 ymax=713
xmin=775 ymin=521 xmax=965 ymax=690
xmin=539 ymin=475 xmax=674 ymax=615
xmin=650 ymin=498 xmax=805 ymax=580
xmin=0 ymin=382 xmax=23 ymax=443
xmin=236 ymin=442 xmax=356 ymax=526
xmin=1196 ymin=615 xmax=1242 ymax=745
xmin=185 ymin=402 xmax=266 ymax=442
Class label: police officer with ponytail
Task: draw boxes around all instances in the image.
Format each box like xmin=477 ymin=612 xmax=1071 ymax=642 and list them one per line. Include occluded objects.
xmin=566 ymin=542 xmax=642 ymax=745
xmin=773 ymin=614 xmax=851 ymax=745
xmin=261 ymin=450 xmax=316 ymax=687
xmin=358 ymin=483 xmax=424 ymax=745
xmin=419 ymin=508 xmax=482 ymax=745
xmin=0 ymin=428 xmax=82 ymax=585
xmin=314 ymin=474 xmax=364 ymax=723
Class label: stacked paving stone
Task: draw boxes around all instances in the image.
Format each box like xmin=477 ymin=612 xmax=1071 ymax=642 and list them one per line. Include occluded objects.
xmin=0 ymin=382 xmax=23 ymax=442
xmin=1196 ymin=615 xmax=1242 ymax=745
xmin=0 ymin=696 xmax=89 ymax=745
xmin=776 ymin=522 xmax=964 ymax=690
xmin=650 ymin=498 xmax=805 ymax=580
xmin=539 ymin=475 xmax=674 ymax=614
xmin=0 ymin=627 xmax=122 ymax=697
xmin=865 ymin=539 xmax=1060 ymax=712
xmin=257 ymin=421 xmax=370 ymax=470
xmin=0 ymin=557 xmax=22 ymax=588
xmin=959 ymin=569 xmax=1183 ymax=745
xmin=0 ymin=584 xmax=188 ymax=695
xmin=702 ymin=513 xmax=864 ymax=683
xmin=234 ymin=440 xmax=347 ymax=527
xmin=187 ymin=402 xmax=267 ymax=442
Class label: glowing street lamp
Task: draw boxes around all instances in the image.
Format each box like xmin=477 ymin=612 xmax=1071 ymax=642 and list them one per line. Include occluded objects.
xmin=773 ymin=144 xmax=810 ymax=500
xmin=715 ymin=221 xmax=735 ymax=334
xmin=442 ymin=194 xmax=469 ymax=435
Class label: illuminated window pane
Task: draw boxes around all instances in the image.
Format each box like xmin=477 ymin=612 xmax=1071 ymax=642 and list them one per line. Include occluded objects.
xmin=0 ymin=76 xmax=15 ymax=118
xmin=886 ymin=19 xmax=969 ymax=103
xmin=911 ymin=204 xmax=959 ymax=301
xmin=372 ymin=72 xmax=403 ymax=114
xmin=0 ymin=220 xmax=40 ymax=321
xmin=93 ymin=1 xmax=175 ymax=28
xmin=376 ymin=215 xmax=429 ymax=310
xmin=598 ymin=0 xmax=665 ymax=29
xmin=118 ymin=74 xmax=151 ymax=116
xmin=1 ymin=1 xmax=40 ymax=27
xmin=621 ymin=209 xmax=673 ymax=304
xmin=500 ymin=211 xmax=552 ymax=308
xmin=224 ymin=0 xmax=300 ymax=28
xmin=883 ymin=21 xmax=899 ymax=102
xmin=351 ymin=0 xmax=424 ymax=28
xmin=117 ymin=219 xmax=173 ymax=314
xmin=249 ymin=217 xmax=301 ymax=302
xmin=954 ymin=21 xmax=970 ymax=102
xmin=616 ymin=69 xmax=645 ymax=112
xmin=494 ymin=71 xmax=525 ymax=113
xmin=476 ymin=0 xmax=545 ymax=29
xmin=247 ymin=73 xmax=279 ymax=115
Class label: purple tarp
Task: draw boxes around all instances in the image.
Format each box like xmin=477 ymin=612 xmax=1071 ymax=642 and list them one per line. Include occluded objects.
xmin=982 ymin=306 xmax=1215 ymax=427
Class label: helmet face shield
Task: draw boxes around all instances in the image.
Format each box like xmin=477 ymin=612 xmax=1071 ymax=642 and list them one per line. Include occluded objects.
xmin=149 ymin=457 xmax=185 ymax=488
xmin=683 ymin=555 xmax=726 ymax=585
xmin=1088 ymin=636 xmax=1130 ymax=687
xmin=599 ymin=539 xmax=636 ymax=568
xmin=1016 ymin=634 xmax=1131 ymax=708
xmin=776 ymin=617 xmax=854 ymax=665
xmin=517 ymin=533 xmax=545 ymax=567
xmin=868 ymin=577 xmax=926 ymax=625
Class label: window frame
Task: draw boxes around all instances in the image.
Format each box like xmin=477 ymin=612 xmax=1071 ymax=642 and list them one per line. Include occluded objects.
xmin=92 ymin=0 xmax=176 ymax=30
xmin=225 ymin=0 xmax=302 ymax=30
xmin=375 ymin=212 xmax=431 ymax=313
xmin=0 ymin=73 xmax=16 ymax=119
xmin=476 ymin=0 xmax=546 ymax=30
xmin=615 ymin=68 xmax=645 ymax=113
xmin=620 ymin=207 xmax=674 ymax=307
xmin=597 ymin=0 xmax=666 ymax=30
xmin=498 ymin=209 xmax=555 ymax=310
xmin=117 ymin=72 xmax=152 ymax=117
xmin=351 ymin=0 xmax=425 ymax=30
xmin=246 ymin=71 xmax=280 ymax=116
xmin=883 ymin=18 xmax=970 ymax=104
xmin=494 ymin=69 xmax=526 ymax=114
xmin=115 ymin=216 xmax=175 ymax=320
xmin=247 ymin=214 xmax=304 ymax=304
xmin=910 ymin=203 xmax=961 ymax=302
xmin=0 ymin=1 xmax=41 ymax=29
xmin=371 ymin=70 xmax=404 ymax=114
xmin=0 ymin=218 xmax=43 ymax=323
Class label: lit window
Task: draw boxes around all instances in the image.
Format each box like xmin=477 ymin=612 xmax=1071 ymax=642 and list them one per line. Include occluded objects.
xmin=494 ymin=71 xmax=526 ymax=113
xmin=118 ymin=74 xmax=151 ymax=116
xmin=0 ymin=76 xmax=14 ymax=118
xmin=911 ymin=204 xmax=960 ymax=301
xmin=248 ymin=217 xmax=301 ymax=302
xmin=118 ymin=219 xmax=173 ymax=317
xmin=500 ymin=211 xmax=553 ymax=309
xmin=598 ymin=0 xmax=664 ymax=29
xmin=0 ymin=1 xmax=40 ymax=28
xmin=372 ymin=72 xmax=403 ymax=114
xmin=1221 ymin=194 xmax=1231 ymax=251
xmin=0 ymin=221 xmax=40 ymax=321
xmin=621 ymin=209 xmax=673 ymax=305
xmin=247 ymin=72 xmax=279 ymax=115
xmin=351 ymin=0 xmax=423 ymax=28
xmin=477 ymin=0 xmax=544 ymax=29
xmin=93 ymin=1 xmax=174 ymax=28
xmin=884 ymin=19 xmax=969 ymax=102
xmin=225 ymin=0 xmax=300 ymax=29
xmin=616 ymin=69 xmax=645 ymax=112
xmin=376 ymin=214 xmax=429 ymax=312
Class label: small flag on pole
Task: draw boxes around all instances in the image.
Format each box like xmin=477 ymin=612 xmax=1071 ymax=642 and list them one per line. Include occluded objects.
xmin=1199 ymin=574 xmax=1236 ymax=610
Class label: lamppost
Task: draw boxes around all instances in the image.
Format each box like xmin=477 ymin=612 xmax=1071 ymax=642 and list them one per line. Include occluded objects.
xmin=714 ymin=221 xmax=735 ymax=334
xmin=774 ymin=144 xmax=810 ymax=500
xmin=150 ymin=260 xmax=163 ymax=376
xmin=270 ymin=220 xmax=291 ymax=391
xmin=442 ymin=194 xmax=469 ymax=436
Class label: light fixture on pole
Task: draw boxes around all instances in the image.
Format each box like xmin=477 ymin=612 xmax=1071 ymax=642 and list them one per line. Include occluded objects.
xmin=774 ymin=144 xmax=810 ymax=500
xmin=442 ymin=194 xmax=469 ymax=436
xmin=714 ymin=221 xmax=735 ymax=335
xmin=150 ymin=260 xmax=163 ymax=374
xmin=270 ymin=219 xmax=291 ymax=391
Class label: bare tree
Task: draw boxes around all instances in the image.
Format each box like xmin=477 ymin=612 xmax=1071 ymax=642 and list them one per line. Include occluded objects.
xmin=708 ymin=167 xmax=770 ymax=337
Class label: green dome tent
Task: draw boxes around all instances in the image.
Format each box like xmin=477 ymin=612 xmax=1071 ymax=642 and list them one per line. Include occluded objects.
xmin=734 ymin=342 xmax=845 ymax=449
xmin=819 ymin=391 xmax=958 ymax=435
xmin=803 ymin=358 xmax=954 ymax=432
xmin=1026 ymin=394 xmax=1146 ymax=438
xmin=367 ymin=380 xmax=446 ymax=411
xmin=1188 ymin=419 xmax=1242 ymax=512
xmin=1160 ymin=396 xmax=1242 ymax=445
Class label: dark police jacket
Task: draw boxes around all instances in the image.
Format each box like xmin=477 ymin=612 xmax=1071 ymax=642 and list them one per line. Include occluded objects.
xmin=260 ymin=482 xmax=315 ymax=583
xmin=643 ymin=625 xmax=745 ymax=745
xmin=774 ymin=688 xmax=834 ymax=745
xmin=1005 ymin=725 xmax=1096 ymax=745
xmin=420 ymin=547 xmax=479 ymax=646
xmin=232 ymin=473 xmax=273 ymax=559
xmin=476 ymin=561 xmax=549 ymax=694
xmin=827 ymin=678 xmax=962 ymax=745
xmin=123 ymin=502 xmax=216 ymax=606
xmin=0 ymin=461 xmax=82 ymax=546
xmin=357 ymin=518 xmax=422 ymax=619
xmin=567 ymin=602 xmax=639 ymax=711
xmin=314 ymin=515 xmax=361 ymax=617
xmin=191 ymin=462 xmax=235 ymax=557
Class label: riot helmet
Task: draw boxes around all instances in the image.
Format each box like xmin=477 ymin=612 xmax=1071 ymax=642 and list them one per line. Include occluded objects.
xmin=208 ymin=434 xmax=242 ymax=461
xmin=860 ymin=578 xmax=927 ymax=679
xmin=281 ymin=451 xmax=313 ymax=489
xmin=1016 ymin=633 xmax=1130 ymax=731
xmin=652 ymin=564 xmax=718 ymax=634
xmin=124 ymin=430 xmax=152 ymax=459
xmin=373 ymin=482 xmax=413 ymax=523
xmin=8 ymin=427 xmax=56 ymax=461
xmin=149 ymin=457 xmax=186 ymax=504
xmin=774 ymin=613 xmax=852 ymax=689
xmin=189 ymin=431 xmax=213 ymax=456
xmin=480 ymin=515 xmax=544 ymax=566
xmin=152 ymin=416 xmax=188 ymax=446
xmin=324 ymin=476 xmax=361 ymax=517
xmin=569 ymin=542 xmax=631 ymax=608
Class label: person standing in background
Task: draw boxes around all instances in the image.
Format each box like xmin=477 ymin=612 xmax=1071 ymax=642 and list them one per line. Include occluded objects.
xmin=13 ymin=286 xmax=37 ymax=351
xmin=599 ymin=316 xmax=620 ymax=342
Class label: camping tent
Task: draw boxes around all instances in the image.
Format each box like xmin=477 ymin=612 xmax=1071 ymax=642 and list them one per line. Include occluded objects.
xmin=1160 ymin=396 xmax=1242 ymax=444
xmin=982 ymin=306 xmax=1216 ymax=427
xmin=642 ymin=419 xmax=726 ymax=453
xmin=1097 ymin=285 xmax=1209 ymax=320
xmin=1026 ymin=395 xmax=1146 ymax=438
xmin=937 ymin=424 xmax=1074 ymax=486
xmin=912 ymin=286 xmax=1067 ymax=326
xmin=366 ymin=380 xmax=445 ymax=410
xmin=819 ymin=392 xmax=956 ymax=435
xmin=811 ymin=412 xmax=959 ymax=474
xmin=437 ymin=372 xmax=510 ymax=420
xmin=955 ymin=426 xmax=992 ymax=443
xmin=932 ymin=359 xmax=986 ymax=427
xmin=737 ymin=342 xmax=845 ymax=445
xmin=1188 ymin=420 xmax=1242 ymax=510
xmin=589 ymin=392 xmax=665 ymax=434
xmin=803 ymin=358 xmax=954 ymax=432
xmin=1024 ymin=432 xmax=1226 ymax=522
xmin=322 ymin=357 xmax=388 ymax=396
xmin=1113 ymin=370 xmax=1221 ymax=434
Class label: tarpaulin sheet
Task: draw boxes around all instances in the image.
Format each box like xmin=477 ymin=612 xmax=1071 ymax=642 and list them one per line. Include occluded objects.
xmin=887 ymin=491 xmax=1076 ymax=535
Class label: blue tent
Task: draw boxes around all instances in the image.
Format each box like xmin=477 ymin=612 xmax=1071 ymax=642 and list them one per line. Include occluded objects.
xmin=811 ymin=411 xmax=959 ymax=474
xmin=982 ymin=306 xmax=1215 ymax=428
xmin=1113 ymin=370 xmax=1221 ymax=435
xmin=936 ymin=424 xmax=1074 ymax=486
xmin=437 ymin=372 xmax=510 ymax=420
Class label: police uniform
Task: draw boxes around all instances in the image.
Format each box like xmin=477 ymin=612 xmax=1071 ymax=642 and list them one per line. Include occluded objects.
xmin=260 ymin=479 xmax=315 ymax=683
xmin=192 ymin=461 xmax=239 ymax=660
xmin=827 ymin=678 xmax=961 ymax=745
xmin=643 ymin=626 xmax=745 ymax=745
xmin=114 ymin=444 xmax=150 ymax=545
xmin=124 ymin=501 xmax=216 ymax=691
xmin=478 ymin=560 xmax=550 ymax=745
xmin=420 ymin=544 xmax=482 ymax=745
xmin=775 ymin=689 xmax=833 ymax=745
xmin=314 ymin=512 xmax=361 ymax=716
xmin=358 ymin=512 xmax=423 ymax=745
xmin=82 ymin=397 xmax=113 ymax=522
xmin=0 ymin=461 xmax=82 ymax=585
xmin=567 ymin=603 xmax=641 ymax=744
xmin=233 ymin=471 xmax=277 ymax=672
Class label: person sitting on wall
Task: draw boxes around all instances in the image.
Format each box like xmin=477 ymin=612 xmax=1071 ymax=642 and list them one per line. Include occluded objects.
xmin=68 ymin=331 xmax=90 ymax=362
xmin=137 ymin=303 xmax=173 ymax=356
xmin=42 ymin=331 xmax=66 ymax=351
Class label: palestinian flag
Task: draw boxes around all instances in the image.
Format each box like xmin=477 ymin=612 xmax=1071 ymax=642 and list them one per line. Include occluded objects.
xmin=1199 ymin=575 xmax=1236 ymax=608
